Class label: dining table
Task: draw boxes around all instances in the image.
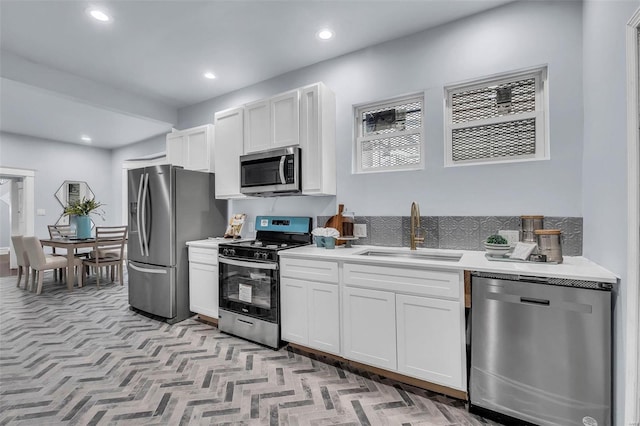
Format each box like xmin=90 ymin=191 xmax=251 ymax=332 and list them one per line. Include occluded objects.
xmin=40 ymin=237 xmax=98 ymax=290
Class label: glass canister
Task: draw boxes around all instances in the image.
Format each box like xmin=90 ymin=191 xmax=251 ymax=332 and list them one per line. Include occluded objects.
xmin=534 ymin=229 xmax=563 ymax=263
xmin=520 ymin=215 xmax=544 ymax=242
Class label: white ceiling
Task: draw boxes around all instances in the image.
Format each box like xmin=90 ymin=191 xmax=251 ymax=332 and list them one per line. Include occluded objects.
xmin=0 ymin=0 xmax=512 ymax=149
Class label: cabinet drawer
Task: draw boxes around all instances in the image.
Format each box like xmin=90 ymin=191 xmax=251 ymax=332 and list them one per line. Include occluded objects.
xmin=280 ymin=257 xmax=338 ymax=283
xmin=343 ymin=263 xmax=461 ymax=299
xmin=188 ymin=247 xmax=218 ymax=264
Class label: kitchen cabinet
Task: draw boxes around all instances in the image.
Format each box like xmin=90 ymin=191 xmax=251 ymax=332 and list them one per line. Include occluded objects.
xmin=244 ymin=89 xmax=299 ymax=154
xmin=342 ymin=262 xmax=465 ymax=390
xmin=300 ymin=82 xmax=336 ymax=195
xmin=280 ymin=258 xmax=340 ymax=355
xmin=396 ymin=294 xmax=463 ymax=389
xmin=166 ymin=124 xmax=214 ymax=172
xmin=188 ymin=245 xmax=219 ymax=319
xmin=342 ymin=286 xmax=396 ymax=370
xmin=213 ymin=107 xmax=246 ymax=199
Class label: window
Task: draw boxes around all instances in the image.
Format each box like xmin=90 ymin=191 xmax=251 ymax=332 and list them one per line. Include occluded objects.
xmin=354 ymin=94 xmax=424 ymax=173
xmin=444 ymin=66 xmax=549 ymax=167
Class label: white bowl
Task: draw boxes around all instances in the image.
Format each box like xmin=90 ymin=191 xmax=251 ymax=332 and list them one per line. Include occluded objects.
xmin=484 ymin=242 xmax=511 ymax=257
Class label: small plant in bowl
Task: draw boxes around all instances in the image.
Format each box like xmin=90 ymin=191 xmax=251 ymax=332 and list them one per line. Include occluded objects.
xmin=484 ymin=234 xmax=511 ymax=257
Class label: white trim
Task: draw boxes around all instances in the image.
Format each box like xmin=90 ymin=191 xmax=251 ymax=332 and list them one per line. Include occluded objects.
xmin=625 ymin=7 xmax=640 ymax=426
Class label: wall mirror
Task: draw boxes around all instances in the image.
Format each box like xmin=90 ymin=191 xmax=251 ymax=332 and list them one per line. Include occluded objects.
xmin=54 ymin=180 xmax=95 ymax=227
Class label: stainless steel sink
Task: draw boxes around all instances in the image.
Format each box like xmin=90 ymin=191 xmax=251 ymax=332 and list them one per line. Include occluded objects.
xmin=356 ymin=249 xmax=463 ymax=262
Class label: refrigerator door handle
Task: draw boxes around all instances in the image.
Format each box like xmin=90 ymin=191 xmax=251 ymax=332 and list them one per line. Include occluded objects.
xmin=129 ymin=261 xmax=168 ymax=274
xmin=141 ymin=173 xmax=150 ymax=256
xmin=136 ymin=173 xmax=145 ymax=255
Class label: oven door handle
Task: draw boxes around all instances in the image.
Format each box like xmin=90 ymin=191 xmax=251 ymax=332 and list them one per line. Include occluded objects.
xmin=219 ymin=256 xmax=278 ymax=270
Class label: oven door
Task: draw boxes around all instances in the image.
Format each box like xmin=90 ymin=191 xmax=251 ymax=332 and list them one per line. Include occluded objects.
xmin=218 ymin=256 xmax=279 ymax=322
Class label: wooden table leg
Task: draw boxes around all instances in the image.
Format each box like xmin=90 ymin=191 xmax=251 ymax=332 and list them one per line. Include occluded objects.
xmin=66 ymin=250 xmax=75 ymax=290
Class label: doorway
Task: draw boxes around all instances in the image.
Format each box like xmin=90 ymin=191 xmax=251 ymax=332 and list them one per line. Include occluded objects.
xmin=0 ymin=167 xmax=35 ymax=273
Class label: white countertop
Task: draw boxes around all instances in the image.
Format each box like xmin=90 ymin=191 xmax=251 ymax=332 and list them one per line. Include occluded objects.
xmin=278 ymin=245 xmax=619 ymax=284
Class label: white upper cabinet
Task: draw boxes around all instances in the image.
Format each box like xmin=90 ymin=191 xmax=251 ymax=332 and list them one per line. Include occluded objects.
xmin=166 ymin=124 xmax=214 ymax=172
xmin=244 ymin=89 xmax=299 ymax=154
xmin=271 ymin=90 xmax=300 ymax=148
xmin=244 ymin=100 xmax=270 ymax=153
xmin=300 ymin=82 xmax=336 ymax=195
xmin=214 ymin=107 xmax=246 ymax=199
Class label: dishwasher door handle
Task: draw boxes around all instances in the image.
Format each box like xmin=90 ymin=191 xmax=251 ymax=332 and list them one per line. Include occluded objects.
xmin=520 ymin=297 xmax=550 ymax=306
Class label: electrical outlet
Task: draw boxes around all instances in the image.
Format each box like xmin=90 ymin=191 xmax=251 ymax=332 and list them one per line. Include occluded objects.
xmin=37 ymin=208 xmax=46 ymax=216
xmin=498 ymin=230 xmax=520 ymax=246
xmin=354 ymin=223 xmax=367 ymax=238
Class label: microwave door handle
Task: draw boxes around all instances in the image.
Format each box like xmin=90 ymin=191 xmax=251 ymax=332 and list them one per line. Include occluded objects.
xmin=279 ymin=155 xmax=286 ymax=184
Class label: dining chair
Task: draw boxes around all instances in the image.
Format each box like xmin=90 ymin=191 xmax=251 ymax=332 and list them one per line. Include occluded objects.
xmin=10 ymin=235 xmax=30 ymax=290
xmin=23 ymin=236 xmax=84 ymax=295
xmin=83 ymin=226 xmax=128 ymax=289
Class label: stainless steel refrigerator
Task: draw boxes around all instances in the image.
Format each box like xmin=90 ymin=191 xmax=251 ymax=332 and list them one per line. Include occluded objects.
xmin=127 ymin=165 xmax=227 ymax=323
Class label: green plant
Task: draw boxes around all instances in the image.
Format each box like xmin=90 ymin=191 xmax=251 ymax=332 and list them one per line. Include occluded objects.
xmin=63 ymin=197 xmax=105 ymax=220
xmin=486 ymin=234 xmax=508 ymax=245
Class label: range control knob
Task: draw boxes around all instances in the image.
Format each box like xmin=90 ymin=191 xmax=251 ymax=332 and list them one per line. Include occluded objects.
xmin=261 ymin=252 xmax=269 ymax=260
xmin=222 ymin=248 xmax=229 ymax=256
xmin=229 ymin=249 xmax=236 ymax=256
xmin=254 ymin=252 xmax=262 ymax=259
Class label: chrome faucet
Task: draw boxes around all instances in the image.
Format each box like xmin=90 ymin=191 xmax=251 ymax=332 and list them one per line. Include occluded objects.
xmin=410 ymin=201 xmax=424 ymax=250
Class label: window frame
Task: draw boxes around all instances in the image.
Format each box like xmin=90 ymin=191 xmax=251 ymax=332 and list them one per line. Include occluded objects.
xmin=353 ymin=93 xmax=425 ymax=174
xmin=444 ymin=66 xmax=549 ymax=167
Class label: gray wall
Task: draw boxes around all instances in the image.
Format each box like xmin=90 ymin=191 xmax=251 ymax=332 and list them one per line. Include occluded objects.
xmin=582 ymin=1 xmax=638 ymax=422
xmin=179 ymin=1 xmax=584 ymax=221
xmin=0 ymin=131 xmax=114 ymax=238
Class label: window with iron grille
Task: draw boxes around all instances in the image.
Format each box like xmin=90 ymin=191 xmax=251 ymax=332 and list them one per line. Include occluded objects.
xmin=354 ymin=94 xmax=424 ymax=173
xmin=444 ymin=67 xmax=549 ymax=167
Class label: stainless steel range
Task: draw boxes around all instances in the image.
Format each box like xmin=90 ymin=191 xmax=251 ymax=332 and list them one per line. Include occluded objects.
xmin=218 ymin=216 xmax=312 ymax=348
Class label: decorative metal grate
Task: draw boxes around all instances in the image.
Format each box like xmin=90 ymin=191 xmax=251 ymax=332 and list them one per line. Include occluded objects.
xmin=361 ymin=134 xmax=421 ymax=170
xmin=361 ymin=100 xmax=422 ymax=136
xmin=451 ymin=78 xmax=536 ymax=124
xmin=452 ymin=118 xmax=536 ymax=162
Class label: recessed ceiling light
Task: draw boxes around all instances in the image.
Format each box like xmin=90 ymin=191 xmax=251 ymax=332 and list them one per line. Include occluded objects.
xmin=204 ymin=72 xmax=216 ymax=80
xmin=81 ymin=135 xmax=92 ymax=143
xmin=317 ymin=29 xmax=334 ymax=40
xmin=87 ymin=8 xmax=111 ymax=22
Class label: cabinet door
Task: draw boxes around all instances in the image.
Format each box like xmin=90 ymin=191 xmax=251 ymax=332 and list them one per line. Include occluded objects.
xmin=308 ymin=282 xmax=340 ymax=355
xmin=189 ymin=262 xmax=219 ymax=318
xmin=214 ymin=108 xmax=246 ymax=199
xmin=280 ymin=277 xmax=309 ymax=345
xmin=166 ymin=133 xmax=186 ymax=167
xmin=396 ymin=294 xmax=464 ymax=390
xmin=185 ymin=127 xmax=210 ymax=171
xmin=271 ymin=90 xmax=299 ymax=148
xmin=343 ymin=287 xmax=396 ymax=370
xmin=300 ymin=83 xmax=336 ymax=195
xmin=244 ymin=100 xmax=270 ymax=153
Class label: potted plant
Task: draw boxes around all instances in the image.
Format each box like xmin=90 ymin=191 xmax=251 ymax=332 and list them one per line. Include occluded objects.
xmin=484 ymin=234 xmax=511 ymax=257
xmin=63 ymin=197 xmax=105 ymax=238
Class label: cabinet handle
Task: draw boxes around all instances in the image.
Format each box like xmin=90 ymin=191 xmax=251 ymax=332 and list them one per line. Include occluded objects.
xmin=520 ymin=297 xmax=550 ymax=306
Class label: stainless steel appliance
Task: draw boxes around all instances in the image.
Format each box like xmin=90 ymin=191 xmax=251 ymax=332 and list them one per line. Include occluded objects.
xmin=127 ymin=165 xmax=227 ymax=323
xmin=470 ymin=272 xmax=613 ymax=425
xmin=239 ymin=147 xmax=301 ymax=196
xmin=218 ymin=216 xmax=312 ymax=348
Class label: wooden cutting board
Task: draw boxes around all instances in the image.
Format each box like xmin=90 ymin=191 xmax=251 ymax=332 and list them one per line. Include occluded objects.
xmin=324 ymin=204 xmax=345 ymax=245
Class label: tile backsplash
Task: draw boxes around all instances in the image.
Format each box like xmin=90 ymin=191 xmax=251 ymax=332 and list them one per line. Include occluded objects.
xmin=316 ymin=215 xmax=583 ymax=256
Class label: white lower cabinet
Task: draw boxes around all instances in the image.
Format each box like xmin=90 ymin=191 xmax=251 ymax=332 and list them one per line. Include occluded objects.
xmin=188 ymin=246 xmax=219 ymax=318
xmin=342 ymin=286 xmax=397 ymax=370
xmin=396 ymin=294 xmax=463 ymax=389
xmin=280 ymin=258 xmax=340 ymax=355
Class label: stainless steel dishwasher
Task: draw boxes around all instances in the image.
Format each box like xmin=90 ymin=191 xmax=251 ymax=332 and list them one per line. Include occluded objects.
xmin=470 ymin=272 xmax=613 ymax=426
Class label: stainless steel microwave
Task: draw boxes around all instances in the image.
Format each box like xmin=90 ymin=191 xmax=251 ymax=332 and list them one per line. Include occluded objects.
xmin=240 ymin=147 xmax=301 ymax=196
